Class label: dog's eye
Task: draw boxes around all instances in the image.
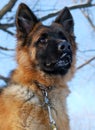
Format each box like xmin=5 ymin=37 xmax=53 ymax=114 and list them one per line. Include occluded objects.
xmin=39 ymin=37 xmax=48 ymax=44
xmin=37 ymin=35 xmax=48 ymax=48
xmin=38 ymin=33 xmax=48 ymax=44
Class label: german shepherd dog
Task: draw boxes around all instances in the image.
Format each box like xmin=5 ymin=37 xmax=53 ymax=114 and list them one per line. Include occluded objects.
xmin=0 ymin=3 xmax=76 ymax=130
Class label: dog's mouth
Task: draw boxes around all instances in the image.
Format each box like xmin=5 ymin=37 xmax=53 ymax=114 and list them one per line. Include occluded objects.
xmin=42 ymin=52 xmax=72 ymax=75
xmin=54 ymin=53 xmax=72 ymax=68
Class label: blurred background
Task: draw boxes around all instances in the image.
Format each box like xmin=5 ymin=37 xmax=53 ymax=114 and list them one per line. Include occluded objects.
xmin=0 ymin=0 xmax=95 ymax=129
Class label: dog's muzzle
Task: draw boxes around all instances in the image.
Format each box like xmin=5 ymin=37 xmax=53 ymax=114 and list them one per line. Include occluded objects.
xmin=38 ymin=40 xmax=72 ymax=75
xmin=46 ymin=40 xmax=72 ymax=69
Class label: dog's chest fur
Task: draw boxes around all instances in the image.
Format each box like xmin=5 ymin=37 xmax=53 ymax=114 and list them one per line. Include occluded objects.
xmin=2 ymin=84 xmax=69 ymax=130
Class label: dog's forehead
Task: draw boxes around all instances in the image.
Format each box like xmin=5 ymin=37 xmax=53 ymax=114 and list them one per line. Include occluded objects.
xmin=29 ymin=23 xmax=67 ymax=44
xmin=31 ymin=23 xmax=64 ymax=38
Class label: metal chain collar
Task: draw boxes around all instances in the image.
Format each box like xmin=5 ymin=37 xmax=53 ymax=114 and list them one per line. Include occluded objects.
xmin=42 ymin=89 xmax=57 ymax=130
xmin=34 ymin=81 xmax=57 ymax=130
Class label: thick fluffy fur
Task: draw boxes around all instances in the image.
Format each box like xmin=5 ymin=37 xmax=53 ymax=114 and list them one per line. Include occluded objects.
xmin=0 ymin=3 xmax=77 ymax=130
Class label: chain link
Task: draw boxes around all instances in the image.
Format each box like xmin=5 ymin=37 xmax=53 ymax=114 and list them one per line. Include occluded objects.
xmin=43 ymin=90 xmax=57 ymax=130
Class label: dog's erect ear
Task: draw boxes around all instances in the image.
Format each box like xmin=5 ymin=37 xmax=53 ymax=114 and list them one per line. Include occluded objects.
xmin=54 ymin=7 xmax=74 ymax=33
xmin=16 ymin=3 xmax=39 ymax=35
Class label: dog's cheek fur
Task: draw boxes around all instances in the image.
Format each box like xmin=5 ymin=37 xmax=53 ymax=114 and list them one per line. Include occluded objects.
xmin=16 ymin=45 xmax=31 ymax=69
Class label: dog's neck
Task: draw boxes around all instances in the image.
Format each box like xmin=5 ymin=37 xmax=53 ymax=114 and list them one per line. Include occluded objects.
xmin=34 ymin=80 xmax=57 ymax=130
xmin=10 ymin=66 xmax=66 ymax=88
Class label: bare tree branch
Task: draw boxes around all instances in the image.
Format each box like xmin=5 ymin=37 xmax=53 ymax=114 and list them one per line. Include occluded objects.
xmin=72 ymin=0 xmax=95 ymax=30
xmin=0 ymin=46 xmax=14 ymax=51
xmin=40 ymin=1 xmax=95 ymax=21
xmin=0 ymin=0 xmax=94 ymax=33
xmin=32 ymin=0 xmax=40 ymax=10
xmin=87 ymin=0 xmax=93 ymax=3
xmin=81 ymin=9 xmax=95 ymax=30
xmin=77 ymin=56 xmax=95 ymax=70
xmin=0 ymin=0 xmax=17 ymax=19
xmin=79 ymin=49 xmax=95 ymax=53
xmin=0 ymin=23 xmax=15 ymax=30
xmin=69 ymin=2 xmax=95 ymax=10
xmin=0 ymin=23 xmax=15 ymax=35
xmin=0 ymin=75 xmax=9 ymax=83
xmin=1 ymin=28 xmax=14 ymax=35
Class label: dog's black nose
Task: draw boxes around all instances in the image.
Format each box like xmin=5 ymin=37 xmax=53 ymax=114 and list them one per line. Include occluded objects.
xmin=58 ymin=40 xmax=71 ymax=52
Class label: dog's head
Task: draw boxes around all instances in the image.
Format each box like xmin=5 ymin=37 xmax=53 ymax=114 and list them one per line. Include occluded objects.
xmin=16 ymin=3 xmax=76 ymax=76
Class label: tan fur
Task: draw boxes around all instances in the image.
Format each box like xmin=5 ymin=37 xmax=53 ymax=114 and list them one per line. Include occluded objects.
xmin=0 ymin=59 xmax=75 ymax=130
xmin=0 ymin=82 xmax=70 ymax=130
